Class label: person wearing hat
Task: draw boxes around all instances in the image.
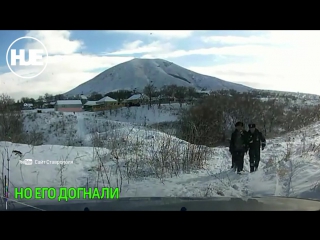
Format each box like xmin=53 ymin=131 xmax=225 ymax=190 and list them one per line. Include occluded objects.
xmin=229 ymin=121 xmax=248 ymax=174
xmin=247 ymin=123 xmax=266 ymax=172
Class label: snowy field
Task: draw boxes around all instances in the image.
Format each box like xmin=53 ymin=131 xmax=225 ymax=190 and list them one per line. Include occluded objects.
xmin=1 ymin=102 xmax=320 ymax=210
xmin=1 ymin=118 xmax=320 ymax=207
xmin=22 ymin=103 xmax=183 ymax=146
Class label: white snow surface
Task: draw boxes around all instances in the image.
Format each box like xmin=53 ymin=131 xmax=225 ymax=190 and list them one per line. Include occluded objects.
xmin=64 ymin=58 xmax=251 ymax=96
xmin=23 ymin=104 xmax=182 ymax=146
xmin=2 ymin=121 xmax=320 ymax=203
xmin=2 ymin=103 xmax=320 ymax=207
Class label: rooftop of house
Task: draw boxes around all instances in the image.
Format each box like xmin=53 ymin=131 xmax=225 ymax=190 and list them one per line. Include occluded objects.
xmin=127 ymin=93 xmax=148 ymax=101
xmin=96 ymin=96 xmax=117 ymax=103
xmin=56 ymin=100 xmax=82 ymax=105
xmin=84 ymin=101 xmax=97 ymax=106
xmin=23 ymin=103 xmax=33 ymax=106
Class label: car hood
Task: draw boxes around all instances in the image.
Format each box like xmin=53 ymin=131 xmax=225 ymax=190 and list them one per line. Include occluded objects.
xmin=2 ymin=196 xmax=320 ymax=211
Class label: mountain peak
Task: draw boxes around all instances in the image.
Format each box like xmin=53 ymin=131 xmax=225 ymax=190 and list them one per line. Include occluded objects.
xmin=64 ymin=59 xmax=251 ymax=96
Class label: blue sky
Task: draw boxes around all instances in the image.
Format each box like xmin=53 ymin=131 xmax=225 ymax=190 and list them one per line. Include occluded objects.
xmin=1 ymin=30 xmax=320 ymax=99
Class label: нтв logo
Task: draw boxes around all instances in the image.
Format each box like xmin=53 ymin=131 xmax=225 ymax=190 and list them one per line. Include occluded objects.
xmin=6 ymin=36 xmax=48 ymax=79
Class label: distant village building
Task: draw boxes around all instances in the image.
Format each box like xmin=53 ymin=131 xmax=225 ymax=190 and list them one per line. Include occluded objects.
xmin=124 ymin=93 xmax=148 ymax=105
xmin=96 ymin=96 xmax=117 ymax=105
xmin=55 ymin=100 xmax=82 ymax=112
xmin=80 ymin=94 xmax=88 ymax=105
xmin=93 ymin=96 xmax=119 ymax=111
xmin=23 ymin=103 xmax=33 ymax=110
xmin=196 ymin=90 xmax=210 ymax=97
xmin=80 ymin=95 xmax=88 ymax=100
xmin=83 ymin=101 xmax=97 ymax=111
xmin=43 ymin=101 xmax=56 ymax=108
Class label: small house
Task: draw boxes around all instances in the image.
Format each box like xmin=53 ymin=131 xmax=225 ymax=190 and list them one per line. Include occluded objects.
xmin=80 ymin=95 xmax=88 ymax=100
xmin=49 ymin=101 xmax=56 ymax=108
xmin=80 ymin=94 xmax=88 ymax=105
xmin=43 ymin=101 xmax=56 ymax=108
xmin=23 ymin=103 xmax=33 ymax=110
xmin=96 ymin=96 xmax=117 ymax=105
xmin=196 ymin=90 xmax=210 ymax=98
xmin=55 ymin=100 xmax=82 ymax=112
xmin=83 ymin=101 xmax=97 ymax=111
xmin=93 ymin=96 xmax=120 ymax=111
xmin=125 ymin=94 xmax=148 ymax=105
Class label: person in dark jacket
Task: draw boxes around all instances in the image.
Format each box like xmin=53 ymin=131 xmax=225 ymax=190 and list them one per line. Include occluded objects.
xmin=247 ymin=123 xmax=266 ymax=172
xmin=229 ymin=121 xmax=248 ymax=174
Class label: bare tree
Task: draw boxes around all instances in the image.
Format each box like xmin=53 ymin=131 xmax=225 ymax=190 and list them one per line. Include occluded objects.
xmin=175 ymin=87 xmax=187 ymax=107
xmin=178 ymin=90 xmax=320 ymax=147
xmin=143 ymin=83 xmax=157 ymax=108
xmin=0 ymin=94 xmax=24 ymax=143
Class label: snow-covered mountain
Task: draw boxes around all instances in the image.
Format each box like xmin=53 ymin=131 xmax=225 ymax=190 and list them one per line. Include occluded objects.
xmin=64 ymin=58 xmax=252 ymax=96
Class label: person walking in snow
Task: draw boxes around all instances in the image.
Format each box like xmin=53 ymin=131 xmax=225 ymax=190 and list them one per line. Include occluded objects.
xmin=229 ymin=121 xmax=248 ymax=174
xmin=247 ymin=123 xmax=266 ymax=172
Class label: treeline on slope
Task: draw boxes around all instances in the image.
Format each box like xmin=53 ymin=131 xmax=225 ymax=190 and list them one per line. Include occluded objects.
xmin=0 ymin=94 xmax=43 ymax=145
xmin=141 ymin=83 xmax=200 ymax=107
xmin=102 ymin=84 xmax=202 ymax=107
xmin=13 ymin=84 xmax=204 ymax=109
xmin=177 ymin=90 xmax=320 ymax=147
xmin=0 ymin=84 xmax=203 ymax=144
xmin=3 ymin=87 xmax=319 ymax=147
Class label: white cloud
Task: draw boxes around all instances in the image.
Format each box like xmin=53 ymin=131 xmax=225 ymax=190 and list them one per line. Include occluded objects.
xmin=185 ymin=31 xmax=320 ymax=94
xmin=1 ymin=54 xmax=134 ymax=99
xmin=134 ymin=30 xmax=320 ymax=94
xmin=201 ymin=35 xmax=271 ymax=45
xmin=3 ymin=30 xmax=320 ymax=99
xmin=112 ymin=30 xmax=193 ymax=39
xmin=141 ymin=44 xmax=280 ymax=59
xmin=201 ymin=31 xmax=320 ymax=47
xmin=105 ymin=40 xmax=174 ymax=55
xmin=26 ymin=30 xmax=84 ymax=55
xmin=0 ymin=30 xmax=133 ymax=100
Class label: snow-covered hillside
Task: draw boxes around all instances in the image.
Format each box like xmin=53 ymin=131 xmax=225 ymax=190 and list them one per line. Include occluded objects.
xmin=254 ymin=90 xmax=320 ymax=106
xmin=64 ymin=58 xmax=252 ymax=96
xmin=22 ymin=104 xmax=182 ymax=146
xmin=2 ymin=120 xmax=320 ymax=207
xmin=2 ymin=97 xmax=320 ymax=209
xmin=259 ymin=90 xmax=320 ymax=100
xmin=94 ymin=103 xmax=182 ymax=125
